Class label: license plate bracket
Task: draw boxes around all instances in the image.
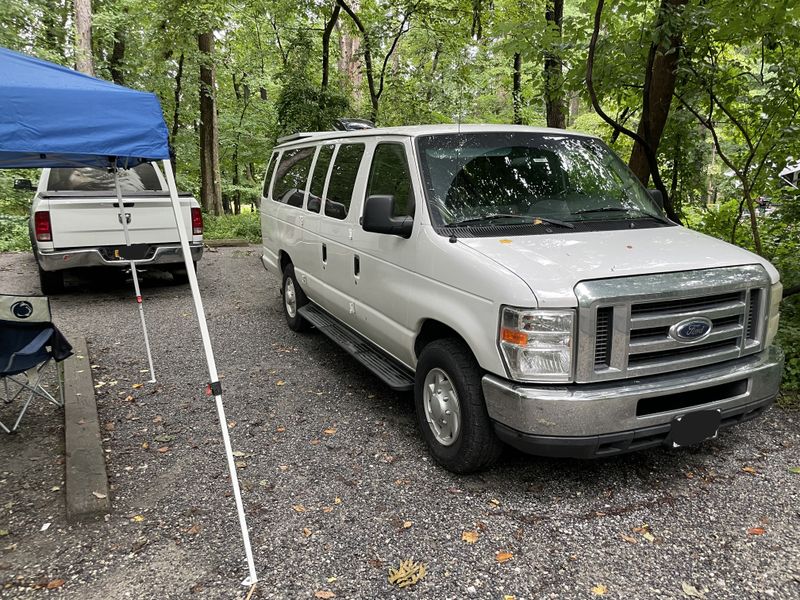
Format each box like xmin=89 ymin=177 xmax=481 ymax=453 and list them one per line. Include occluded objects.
xmin=670 ymin=409 xmax=721 ymax=448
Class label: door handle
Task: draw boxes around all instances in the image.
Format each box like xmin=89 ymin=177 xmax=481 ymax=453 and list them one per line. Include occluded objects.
xmin=322 ymin=243 xmax=327 ymax=263
xmin=353 ymin=255 xmax=360 ymax=276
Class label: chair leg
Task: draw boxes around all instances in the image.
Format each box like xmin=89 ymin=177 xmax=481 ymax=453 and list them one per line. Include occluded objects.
xmin=11 ymin=389 xmax=35 ymax=432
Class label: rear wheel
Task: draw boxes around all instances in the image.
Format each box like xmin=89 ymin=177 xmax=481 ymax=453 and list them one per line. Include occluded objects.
xmin=282 ymin=264 xmax=309 ymax=332
xmin=38 ymin=265 xmax=64 ymax=295
xmin=414 ymin=338 xmax=503 ymax=473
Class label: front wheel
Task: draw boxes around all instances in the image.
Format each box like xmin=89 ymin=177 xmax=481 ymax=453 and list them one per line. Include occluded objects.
xmin=414 ymin=338 xmax=503 ymax=473
xmin=281 ymin=264 xmax=309 ymax=332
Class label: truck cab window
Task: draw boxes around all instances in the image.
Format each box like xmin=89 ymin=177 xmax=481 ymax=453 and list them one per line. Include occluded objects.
xmin=366 ymin=143 xmax=414 ymax=217
xmin=308 ymin=145 xmax=334 ymax=213
xmin=46 ymin=164 xmax=162 ymax=193
xmin=272 ymin=147 xmax=314 ymax=207
xmin=324 ymin=143 xmax=365 ymax=220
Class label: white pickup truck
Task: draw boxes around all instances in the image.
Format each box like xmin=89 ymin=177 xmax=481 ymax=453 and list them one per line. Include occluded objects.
xmin=260 ymin=124 xmax=783 ymax=473
xmin=26 ymin=163 xmax=203 ymax=293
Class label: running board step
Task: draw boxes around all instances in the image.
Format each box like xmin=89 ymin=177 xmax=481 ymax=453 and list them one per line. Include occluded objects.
xmin=298 ymin=304 xmax=414 ymax=391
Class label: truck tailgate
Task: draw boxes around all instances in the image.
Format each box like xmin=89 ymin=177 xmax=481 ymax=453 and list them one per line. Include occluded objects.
xmin=42 ymin=193 xmax=194 ymax=249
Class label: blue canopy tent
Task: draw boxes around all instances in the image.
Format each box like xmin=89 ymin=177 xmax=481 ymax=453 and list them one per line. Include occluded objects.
xmin=0 ymin=47 xmax=257 ymax=586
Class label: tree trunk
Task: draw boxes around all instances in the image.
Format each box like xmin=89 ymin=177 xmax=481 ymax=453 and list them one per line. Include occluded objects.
xmin=109 ymin=29 xmax=125 ymax=85
xmin=322 ymin=5 xmax=341 ymax=90
xmin=628 ymin=0 xmax=687 ymax=185
xmin=512 ymin=53 xmax=523 ymax=125
xmin=170 ymin=52 xmax=185 ymax=171
xmin=74 ymin=0 xmax=94 ymax=75
xmin=544 ymin=0 xmax=566 ymax=128
xmin=198 ymin=32 xmax=223 ymax=216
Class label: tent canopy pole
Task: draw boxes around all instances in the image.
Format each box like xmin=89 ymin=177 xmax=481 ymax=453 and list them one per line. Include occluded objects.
xmin=161 ymin=159 xmax=258 ymax=587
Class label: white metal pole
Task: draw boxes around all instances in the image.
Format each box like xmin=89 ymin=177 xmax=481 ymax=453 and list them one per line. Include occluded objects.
xmin=161 ymin=159 xmax=258 ymax=587
xmin=113 ymin=167 xmax=157 ymax=383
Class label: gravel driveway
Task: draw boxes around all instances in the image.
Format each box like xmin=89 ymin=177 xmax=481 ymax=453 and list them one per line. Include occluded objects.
xmin=1 ymin=247 xmax=799 ymax=599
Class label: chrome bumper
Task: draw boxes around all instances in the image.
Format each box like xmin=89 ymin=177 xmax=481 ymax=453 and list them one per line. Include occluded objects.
xmin=483 ymin=345 xmax=783 ymax=438
xmin=38 ymin=244 xmax=203 ymax=271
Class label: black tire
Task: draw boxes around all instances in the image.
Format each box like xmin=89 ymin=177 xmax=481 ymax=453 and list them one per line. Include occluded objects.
xmin=169 ymin=262 xmax=197 ymax=285
xmin=281 ymin=264 xmax=310 ymax=332
xmin=414 ymin=338 xmax=503 ymax=473
xmin=38 ymin=265 xmax=64 ymax=295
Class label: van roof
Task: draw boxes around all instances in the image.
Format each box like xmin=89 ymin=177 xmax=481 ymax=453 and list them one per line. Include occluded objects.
xmin=274 ymin=124 xmax=595 ymax=148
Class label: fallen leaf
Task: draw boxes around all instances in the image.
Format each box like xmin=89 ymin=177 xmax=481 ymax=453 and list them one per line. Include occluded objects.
xmin=310 ymin=439 xmax=321 ymax=445
xmin=46 ymin=579 xmax=65 ymax=590
xmin=591 ymin=584 xmax=607 ymax=596
xmin=276 ymin=380 xmax=286 ymax=386
xmin=0 ymin=530 xmax=8 ymax=537
xmin=92 ymin=491 xmax=107 ymax=499
xmin=642 ymin=531 xmax=655 ymax=543
xmin=620 ymin=534 xmax=638 ymax=545
xmin=154 ymin=434 xmax=173 ymax=443
xmin=326 ymin=577 xmax=337 ymax=583
xmin=788 ymin=466 xmax=800 ymax=474
xmin=124 ymin=395 xmax=134 ymax=402
xmin=322 ymin=506 xmax=333 ymax=513
xmin=402 ymin=521 xmax=412 ymax=529
xmin=496 ymin=551 xmax=513 ymax=563
xmin=279 ymin=465 xmax=289 ymax=471
xmin=141 ymin=441 xmax=150 ymax=450
xmin=158 ymin=447 xmax=169 ymax=453
xmin=489 ymin=498 xmax=501 ymax=507
xmin=51 ymin=486 xmax=60 ymax=492
xmin=131 ymin=515 xmax=145 ymax=522
xmin=503 ymin=596 xmax=517 ymax=600
xmin=104 ymin=422 xmax=115 ymax=432
xmin=227 ymin=420 xmax=237 ymax=429
xmin=302 ymin=527 xmax=312 ymax=537
xmin=742 ymin=466 xmax=758 ymax=475
xmin=235 ymin=461 xmax=247 ymax=468
xmin=681 ymin=581 xmax=706 ymax=599
xmin=132 ymin=383 xmax=143 ymax=389
xmin=292 ymin=504 xmax=306 ymax=513
xmin=232 ymin=451 xmax=246 ymax=457
xmin=153 ymin=415 xmax=163 ymax=423
xmin=334 ymin=497 xmax=342 ymax=504
xmin=323 ymin=428 xmax=337 ymax=435
xmin=187 ymin=524 xmax=201 ymax=535
xmin=276 ymin=426 xmax=286 ymax=433
xmin=388 ymin=559 xmax=427 ymax=588
xmin=314 ymin=592 xmax=335 ymax=599
xmin=461 ymin=530 xmax=480 ymax=544
xmin=747 ymin=527 xmax=765 ymax=535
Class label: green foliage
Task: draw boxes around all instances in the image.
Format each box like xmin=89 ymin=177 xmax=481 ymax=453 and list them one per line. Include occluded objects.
xmin=0 ymin=216 xmax=30 ymax=252
xmin=203 ymin=210 xmax=261 ymax=243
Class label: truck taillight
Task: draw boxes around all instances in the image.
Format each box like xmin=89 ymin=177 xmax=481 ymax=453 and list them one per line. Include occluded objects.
xmin=34 ymin=211 xmax=52 ymax=242
xmin=191 ymin=207 xmax=203 ymax=236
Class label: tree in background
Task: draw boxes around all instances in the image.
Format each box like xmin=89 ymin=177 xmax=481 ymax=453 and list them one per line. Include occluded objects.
xmin=74 ymin=0 xmax=94 ymax=75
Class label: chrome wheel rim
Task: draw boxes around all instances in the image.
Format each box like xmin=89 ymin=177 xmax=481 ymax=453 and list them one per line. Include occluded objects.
xmin=423 ymin=368 xmax=461 ymax=446
xmin=285 ymin=277 xmax=297 ymax=318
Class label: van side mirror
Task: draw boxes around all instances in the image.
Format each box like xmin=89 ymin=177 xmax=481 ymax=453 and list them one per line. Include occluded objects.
xmin=647 ymin=189 xmax=664 ymax=209
xmin=14 ymin=179 xmax=33 ymax=191
xmin=362 ymin=195 xmax=413 ymax=238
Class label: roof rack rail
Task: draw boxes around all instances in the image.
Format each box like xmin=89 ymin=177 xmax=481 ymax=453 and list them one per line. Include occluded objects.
xmin=334 ymin=118 xmax=375 ymax=131
xmin=276 ymin=131 xmax=319 ymax=144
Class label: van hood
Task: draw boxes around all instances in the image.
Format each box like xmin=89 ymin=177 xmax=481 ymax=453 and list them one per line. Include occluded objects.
xmin=457 ymin=225 xmax=778 ymax=308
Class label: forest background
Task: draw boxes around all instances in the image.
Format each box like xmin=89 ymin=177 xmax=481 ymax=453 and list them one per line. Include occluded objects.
xmin=2 ymin=0 xmax=800 ymax=392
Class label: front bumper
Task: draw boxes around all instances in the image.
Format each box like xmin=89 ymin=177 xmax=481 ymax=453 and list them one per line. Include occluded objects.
xmin=483 ymin=345 xmax=783 ymax=458
xmin=38 ymin=243 xmax=203 ymax=271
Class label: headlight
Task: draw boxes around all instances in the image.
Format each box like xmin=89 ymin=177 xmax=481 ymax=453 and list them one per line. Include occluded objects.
xmin=766 ymin=281 xmax=782 ymax=347
xmin=499 ymin=307 xmax=575 ymax=382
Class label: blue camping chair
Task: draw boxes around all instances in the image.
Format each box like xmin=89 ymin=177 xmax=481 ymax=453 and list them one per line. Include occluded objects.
xmin=0 ymin=294 xmax=72 ymax=433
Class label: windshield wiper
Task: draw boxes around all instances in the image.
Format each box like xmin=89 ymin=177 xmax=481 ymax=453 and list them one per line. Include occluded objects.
xmin=572 ymin=206 xmax=661 ymax=219
xmin=446 ymin=213 xmax=574 ymax=229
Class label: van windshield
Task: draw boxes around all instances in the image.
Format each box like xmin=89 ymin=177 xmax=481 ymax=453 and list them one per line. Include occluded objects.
xmin=416 ymin=132 xmax=667 ymax=229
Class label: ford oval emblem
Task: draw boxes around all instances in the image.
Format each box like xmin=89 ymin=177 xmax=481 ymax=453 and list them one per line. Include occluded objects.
xmin=670 ymin=317 xmax=713 ymax=343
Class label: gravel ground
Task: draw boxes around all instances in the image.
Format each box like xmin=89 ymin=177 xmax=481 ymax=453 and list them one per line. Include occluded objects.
xmin=1 ymin=246 xmax=800 ymax=600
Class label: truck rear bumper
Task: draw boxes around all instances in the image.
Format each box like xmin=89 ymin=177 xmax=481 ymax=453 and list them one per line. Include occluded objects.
xmin=38 ymin=243 xmax=203 ymax=271
xmin=482 ymin=346 xmax=783 ymax=457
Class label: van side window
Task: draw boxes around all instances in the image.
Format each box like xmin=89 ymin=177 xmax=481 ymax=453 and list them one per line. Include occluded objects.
xmin=308 ymin=145 xmax=334 ymax=213
xmin=324 ymin=143 xmax=365 ymax=220
xmin=272 ymin=147 xmax=315 ymax=207
xmin=365 ymin=143 xmax=414 ymax=217
xmin=262 ymin=152 xmax=277 ymax=198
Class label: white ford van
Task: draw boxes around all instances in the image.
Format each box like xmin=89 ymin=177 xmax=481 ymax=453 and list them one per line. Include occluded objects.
xmin=259 ymin=124 xmax=783 ymax=473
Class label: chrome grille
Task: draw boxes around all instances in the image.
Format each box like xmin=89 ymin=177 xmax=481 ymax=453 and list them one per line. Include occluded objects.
xmin=575 ymin=266 xmax=771 ymax=383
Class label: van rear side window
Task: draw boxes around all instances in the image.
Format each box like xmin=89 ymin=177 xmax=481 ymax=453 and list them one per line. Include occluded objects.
xmin=325 ymin=143 xmax=365 ymax=220
xmin=273 ymin=147 xmax=314 ymax=207
xmin=262 ymin=152 xmax=277 ymax=198
xmin=308 ymin=145 xmax=335 ymax=213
